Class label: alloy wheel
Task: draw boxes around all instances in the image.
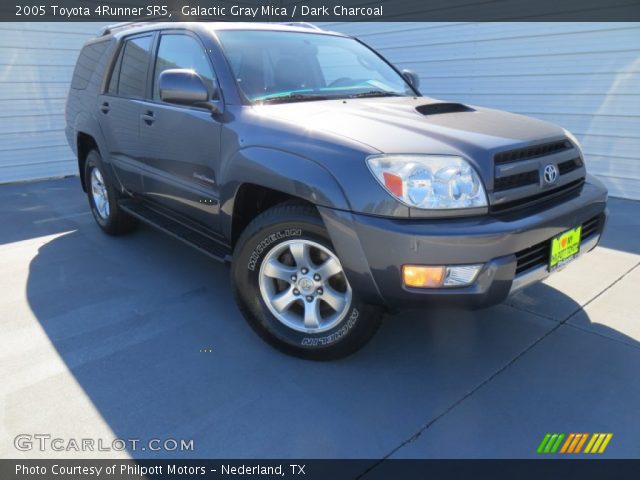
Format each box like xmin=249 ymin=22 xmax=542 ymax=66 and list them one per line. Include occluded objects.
xmin=258 ymin=239 xmax=352 ymax=333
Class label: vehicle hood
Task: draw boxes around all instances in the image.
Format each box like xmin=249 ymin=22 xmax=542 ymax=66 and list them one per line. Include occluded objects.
xmin=252 ymin=96 xmax=566 ymax=157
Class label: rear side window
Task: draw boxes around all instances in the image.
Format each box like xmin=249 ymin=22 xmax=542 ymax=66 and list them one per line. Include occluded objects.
xmin=152 ymin=34 xmax=215 ymax=100
xmin=108 ymin=34 xmax=153 ymax=98
xmin=71 ymin=41 xmax=108 ymax=90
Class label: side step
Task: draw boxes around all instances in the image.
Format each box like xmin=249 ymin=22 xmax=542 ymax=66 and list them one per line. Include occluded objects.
xmin=119 ymin=200 xmax=231 ymax=262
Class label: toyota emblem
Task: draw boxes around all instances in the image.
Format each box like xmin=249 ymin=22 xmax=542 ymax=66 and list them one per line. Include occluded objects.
xmin=543 ymin=164 xmax=559 ymax=184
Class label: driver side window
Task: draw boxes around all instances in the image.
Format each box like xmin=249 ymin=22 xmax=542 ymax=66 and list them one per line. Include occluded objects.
xmin=152 ymin=33 xmax=216 ymax=101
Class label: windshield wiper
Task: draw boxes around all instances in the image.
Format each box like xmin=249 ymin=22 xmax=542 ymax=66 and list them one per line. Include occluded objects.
xmin=348 ymin=91 xmax=404 ymax=98
xmin=257 ymin=93 xmax=332 ymax=104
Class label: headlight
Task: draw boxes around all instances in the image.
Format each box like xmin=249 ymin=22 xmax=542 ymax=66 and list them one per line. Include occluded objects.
xmin=366 ymin=155 xmax=487 ymax=209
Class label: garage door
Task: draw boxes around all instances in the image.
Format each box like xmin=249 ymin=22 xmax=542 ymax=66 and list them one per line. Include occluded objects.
xmin=320 ymin=22 xmax=640 ymax=200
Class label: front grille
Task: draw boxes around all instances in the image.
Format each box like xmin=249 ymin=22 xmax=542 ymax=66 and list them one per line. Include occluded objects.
xmin=490 ymin=138 xmax=586 ymax=214
xmin=494 ymin=139 xmax=573 ymax=165
xmin=558 ymin=157 xmax=583 ymax=175
xmin=514 ymin=214 xmax=603 ymax=275
xmin=514 ymin=242 xmax=549 ymax=275
xmin=491 ymin=178 xmax=585 ymax=214
xmin=494 ymin=170 xmax=538 ymax=192
xmin=581 ymin=215 xmax=601 ymax=239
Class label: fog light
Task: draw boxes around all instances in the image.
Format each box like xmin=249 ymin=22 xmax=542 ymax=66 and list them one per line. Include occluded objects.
xmin=403 ymin=264 xmax=483 ymax=288
xmin=402 ymin=266 xmax=445 ymax=288
xmin=444 ymin=265 xmax=483 ymax=286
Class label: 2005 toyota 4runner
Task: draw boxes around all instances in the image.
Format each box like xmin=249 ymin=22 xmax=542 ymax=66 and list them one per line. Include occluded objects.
xmin=66 ymin=22 xmax=608 ymax=359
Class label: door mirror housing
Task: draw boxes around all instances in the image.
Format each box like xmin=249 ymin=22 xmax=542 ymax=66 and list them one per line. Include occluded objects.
xmin=159 ymin=69 xmax=221 ymax=113
xmin=402 ymin=69 xmax=420 ymax=92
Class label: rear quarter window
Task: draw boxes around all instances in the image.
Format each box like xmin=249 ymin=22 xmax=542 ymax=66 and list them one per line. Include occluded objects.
xmin=116 ymin=35 xmax=153 ymax=98
xmin=70 ymin=41 xmax=109 ymax=90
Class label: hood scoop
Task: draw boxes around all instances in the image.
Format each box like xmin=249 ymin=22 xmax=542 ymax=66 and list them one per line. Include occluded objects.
xmin=416 ymin=103 xmax=474 ymax=116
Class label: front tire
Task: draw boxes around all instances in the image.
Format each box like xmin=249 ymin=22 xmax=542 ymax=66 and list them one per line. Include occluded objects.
xmin=84 ymin=150 xmax=137 ymax=235
xmin=231 ymin=202 xmax=382 ymax=360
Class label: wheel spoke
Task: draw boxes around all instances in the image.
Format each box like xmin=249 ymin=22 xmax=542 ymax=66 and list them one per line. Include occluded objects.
xmin=321 ymin=286 xmax=347 ymax=313
xmin=263 ymin=258 xmax=296 ymax=283
xmin=271 ymin=288 xmax=298 ymax=313
xmin=289 ymin=242 xmax=311 ymax=270
xmin=315 ymin=256 xmax=342 ymax=280
xmin=91 ymin=168 xmax=110 ymax=220
xmin=303 ymin=299 xmax=321 ymax=329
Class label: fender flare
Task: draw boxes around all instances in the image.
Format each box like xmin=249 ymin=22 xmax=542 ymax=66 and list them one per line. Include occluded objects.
xmin=70 ymin=110 xmax=114 ymax=190
xmin=220 ymin=147 xmax=351 ymax=239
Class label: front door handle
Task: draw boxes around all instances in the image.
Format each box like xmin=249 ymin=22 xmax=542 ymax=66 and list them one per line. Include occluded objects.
xmin=141 ymin=110 xmax=155 ymax=125
xmin=100 ymin=102 xmax=110 ymax=114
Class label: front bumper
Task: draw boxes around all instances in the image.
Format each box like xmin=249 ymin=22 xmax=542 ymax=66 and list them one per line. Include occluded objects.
xmin=319 ymin=176 xmax=608 ymax=310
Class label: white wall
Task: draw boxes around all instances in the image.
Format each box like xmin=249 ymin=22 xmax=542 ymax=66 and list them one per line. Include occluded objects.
xmin=1 ymin=22 xmax=639 ymax=200
xmin=0 ymin=22 xmax=109 ymax=183
xmin=320 ymin=22 xmax=640 ymax=199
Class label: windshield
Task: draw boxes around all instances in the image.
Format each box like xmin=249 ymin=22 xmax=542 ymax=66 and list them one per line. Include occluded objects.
xmin=216 ymin=30 xmax=415 ymax=103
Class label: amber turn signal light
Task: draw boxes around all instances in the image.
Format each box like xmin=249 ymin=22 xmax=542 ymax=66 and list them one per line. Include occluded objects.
xmin=402 ymin=265 xmax=445 ymax=288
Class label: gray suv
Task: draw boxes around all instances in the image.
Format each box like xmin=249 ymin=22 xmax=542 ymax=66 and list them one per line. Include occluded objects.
xmin=66 ymin=22 xmax=608 ymax=359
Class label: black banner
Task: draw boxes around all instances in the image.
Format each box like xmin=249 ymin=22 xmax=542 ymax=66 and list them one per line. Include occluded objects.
xmin=2 ymin=459 xmax=640 ymax=480
xmin=4 ymin=0 xmax=640 ymax=22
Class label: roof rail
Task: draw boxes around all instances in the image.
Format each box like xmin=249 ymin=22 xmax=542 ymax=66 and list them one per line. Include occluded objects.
xmin=277 ymin=22 xmax=323 ymax=31
xmin=99 ymin=17 xmax=169 ymax=36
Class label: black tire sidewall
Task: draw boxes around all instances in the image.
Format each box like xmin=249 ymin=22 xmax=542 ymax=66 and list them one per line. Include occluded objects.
xmin=232 ymin=212 xmax=375 ymax=358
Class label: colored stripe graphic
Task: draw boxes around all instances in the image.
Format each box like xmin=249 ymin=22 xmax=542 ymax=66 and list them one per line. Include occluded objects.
xmin=585 ymin=433 xmax=614 ymax=454
xmin=538 ymin=433 xmax=613 ymax=454
xmin=574 ymin=433 xmax=588 ymax=453
xmin=598 ymin=433 xmax=613 ymax=453
xmin=567 ymin=434 xmax=581 ymax=453
xmin=537 ymin=433 xmax=565 ymax=453
xmin=560 ymin=433 xmax=575 ymax=453
xmin=537 ymin=434 xmax=551 ymax=454
xmin=584 ymin=433 xmax=598 ymax=453
xmin=545 ymin=434 xmax=559 ymax=453
xmin=592 ymin=433 xmax=606 ymax=452
xmin=550 ymin=434 xmax=565 ymax=453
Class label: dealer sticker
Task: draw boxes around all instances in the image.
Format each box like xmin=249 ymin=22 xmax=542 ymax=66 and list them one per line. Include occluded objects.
xmin=549 ymin=226 xmax=582 ymax=271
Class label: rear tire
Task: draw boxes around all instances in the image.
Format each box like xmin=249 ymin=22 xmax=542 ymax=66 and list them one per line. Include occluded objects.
xmin=84 ymin=150 xmax=137 ymax=235
xmin=231 ymin=202 xmax=382 ymax=360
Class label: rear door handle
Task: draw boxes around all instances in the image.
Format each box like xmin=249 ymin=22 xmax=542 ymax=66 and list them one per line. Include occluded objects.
xmin=141 ymin=110 xmax=155 ymax=125
xmin=100 ymin=102 xmax=110 ymax=114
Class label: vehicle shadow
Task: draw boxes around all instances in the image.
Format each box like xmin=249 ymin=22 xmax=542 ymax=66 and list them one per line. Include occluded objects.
xmin=24 ymin=219 xmax=640 ymax=459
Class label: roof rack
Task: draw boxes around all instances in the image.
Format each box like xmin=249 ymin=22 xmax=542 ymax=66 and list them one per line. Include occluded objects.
xmin=100 ymin=20 xmax=324 ymax=37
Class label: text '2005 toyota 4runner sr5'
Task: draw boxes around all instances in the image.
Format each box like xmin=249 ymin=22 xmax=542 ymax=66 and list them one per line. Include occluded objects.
xmin=66 ymin=22 xmax=608 ymax=359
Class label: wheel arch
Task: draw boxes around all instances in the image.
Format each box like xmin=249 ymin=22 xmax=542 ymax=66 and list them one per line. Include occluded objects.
xmin=77 ymin=132 xmax=99 ymax=192
xmin=221 ymin=147 xmax=351 ymax=247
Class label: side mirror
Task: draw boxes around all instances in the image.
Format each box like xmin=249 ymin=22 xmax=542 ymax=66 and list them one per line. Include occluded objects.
xmin=159 ymin=69 xmax=220 ymax=112
xmin=402 ymin=69 xmax=420 ymax=92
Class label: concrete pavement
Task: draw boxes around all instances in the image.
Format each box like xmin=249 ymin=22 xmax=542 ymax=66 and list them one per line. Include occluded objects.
xmin=1 ymin=177 xmax=638 ymax=462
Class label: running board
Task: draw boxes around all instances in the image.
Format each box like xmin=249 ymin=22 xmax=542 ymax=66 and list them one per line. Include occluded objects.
xmin=119 ymin=200 xmax=231 ymax=262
